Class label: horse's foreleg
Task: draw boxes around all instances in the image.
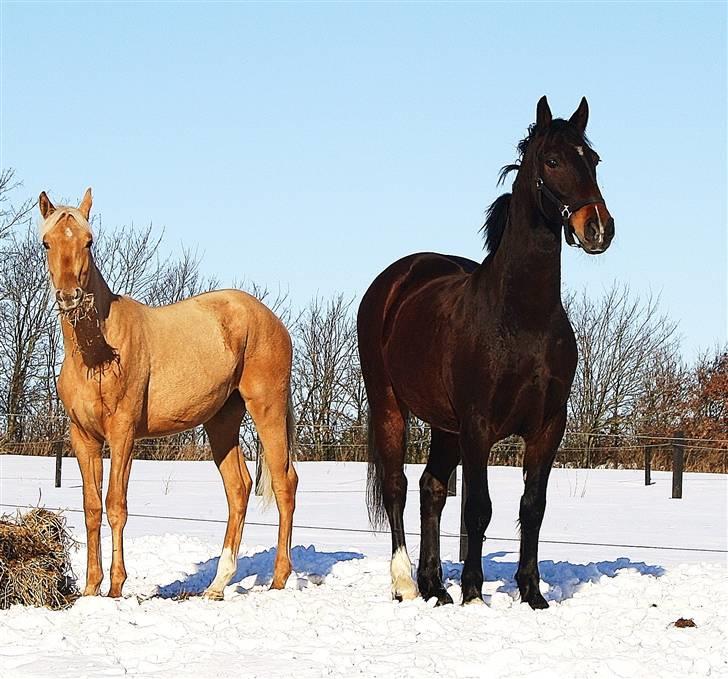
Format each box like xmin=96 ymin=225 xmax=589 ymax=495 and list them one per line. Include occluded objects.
xmin=105 ymin=424 xmax=134 ymax=598
xmin=70 ymin=423 xmax=104 ymax=596
xmin=418 ymin=429 xmax=459 ymax=605
xmin=249 ymin=394 xmax=297 ymax=590
xmin=517 ymin=408 xmax=567 ymax=610
xmin=459 ymin=418 xmax=493 ymax=604
xmin=203 ymin=394 xmax=249 ymax=600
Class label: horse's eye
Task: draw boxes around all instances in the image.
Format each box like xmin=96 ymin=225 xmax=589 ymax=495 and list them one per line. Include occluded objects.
xmin=42 ymin=241 xmax=50 ymax=250
xmin=85 ymin=239 xmax=93 ymax=249
xmin=546 ymin=158 xmax=559 ymax=169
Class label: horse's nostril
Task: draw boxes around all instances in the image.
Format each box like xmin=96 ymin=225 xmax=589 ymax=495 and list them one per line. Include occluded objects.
xmin=55 ymin=290 xmax=63 ymax=302
xmin=585 ymin=219 xmax=599 ymax=241
xmin=74 ymin=287 xmax=83 ymax=299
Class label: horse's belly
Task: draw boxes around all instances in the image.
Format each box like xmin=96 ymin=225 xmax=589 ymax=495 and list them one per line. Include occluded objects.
xmin=143 ymin=362 xmax=238 ymax=437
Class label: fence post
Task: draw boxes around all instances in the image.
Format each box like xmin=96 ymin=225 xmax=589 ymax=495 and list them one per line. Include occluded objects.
xmin=447 ymin=467 xmax=457 ymax=497
xmin=459 ymin=474 xmax=468 ymax=562
xmin=644 ymin=447 xmax=651 ymax=486
xmin=54 ymin=440 xmax=63 ymax=488
xmin=254 ymin=436 xmax=263 ymax=496
xmin=672 ymin=431 xmax=684 ymax=499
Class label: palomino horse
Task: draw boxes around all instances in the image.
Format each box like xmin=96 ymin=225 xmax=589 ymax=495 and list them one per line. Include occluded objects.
xmin=38 ymin=190 xmax=298 ymax=599
xmin=358 ymin=97 xmax=614 ymax=608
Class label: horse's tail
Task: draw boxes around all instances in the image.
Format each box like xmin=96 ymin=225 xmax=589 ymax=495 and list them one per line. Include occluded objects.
xmin=258 ymin=389 xmax=296 ymax=506
xmin=366 ymin=409 xmax=388 ymax=530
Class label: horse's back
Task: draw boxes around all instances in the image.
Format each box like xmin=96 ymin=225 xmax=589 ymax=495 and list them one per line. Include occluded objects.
xmin=359 ymin=252 xmax=477 ymax=332
xmin=144 ymin=288 xmax=288 ymax=349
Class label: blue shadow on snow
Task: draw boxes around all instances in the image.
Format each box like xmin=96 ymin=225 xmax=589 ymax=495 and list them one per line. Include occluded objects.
xmin=157 ymin=545 xmax=363 ymax=598
xmin=441 ymin=551 xmax=665 ymax=604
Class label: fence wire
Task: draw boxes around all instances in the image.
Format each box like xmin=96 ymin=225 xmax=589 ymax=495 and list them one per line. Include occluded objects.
xmin=1 ymin=502 xmax=725 ymax=555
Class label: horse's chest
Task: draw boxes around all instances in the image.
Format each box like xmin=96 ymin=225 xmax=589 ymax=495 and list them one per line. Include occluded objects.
xmin=469 ymin=331 xmax=575 ymax=435
xmin=58 ymin=363 xmax=127 ymax=431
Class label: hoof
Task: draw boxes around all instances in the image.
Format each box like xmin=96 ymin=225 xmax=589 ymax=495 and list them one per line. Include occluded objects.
xmin=525 ymin=593 xmax=549 ymax=610
xmin=202 ymin=589 xmax=224 ymax=601
xmin=420 ymin=586 xmax=453 ymax=606
xmin=518 ymin=579 xmax=549 ymax=611
xmin=270 ymin=576 xmax=290 ymax=590
xmin=82 ymin=586 xmax=100 ymax=597
xmin=392 ymin=586 xmax=419 ymax=602
xmin=461 ymin=583 xmax=484 ymax=604
xmin=432 ymin=590 xmax=454 ymax=607
xmin=463 ymin=596 xmax=485 ymax=606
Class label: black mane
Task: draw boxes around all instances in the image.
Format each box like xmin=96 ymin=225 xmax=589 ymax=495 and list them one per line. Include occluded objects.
xmin=480 ymin=193 xmax=511 ymax=255
xmin=480 ymin=118 xmax=592 ymax=254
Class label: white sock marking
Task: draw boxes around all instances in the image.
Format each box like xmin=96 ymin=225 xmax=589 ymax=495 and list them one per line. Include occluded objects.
xmin=207 ymin=547 xmax=237 ymax=596
xmin=391 ymin=546 xmax=419 ymax=600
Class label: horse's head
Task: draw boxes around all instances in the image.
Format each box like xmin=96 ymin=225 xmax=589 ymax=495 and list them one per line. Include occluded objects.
xmin=38 ymin=188 xmax=95 ymax=311
xmin=527 ymin=96 xmax=614 ymax=254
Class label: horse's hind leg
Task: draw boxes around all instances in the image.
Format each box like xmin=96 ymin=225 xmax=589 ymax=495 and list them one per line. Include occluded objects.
xmin=203 ymin=392 xmax=250 ymax=600
xmin=517 ymin=409 xmax=566 ymax=610
xmin=418 ymin=428 xmax=460 ymax=605
xmin=246 ymin=390 xmax=298 ymax=590
xmin=369 ymin=392 xmax=417 ymax=601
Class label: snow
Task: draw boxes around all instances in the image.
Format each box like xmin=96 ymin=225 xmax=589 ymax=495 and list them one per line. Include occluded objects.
xmin=1 ymin=455 xmax=727 ymax=678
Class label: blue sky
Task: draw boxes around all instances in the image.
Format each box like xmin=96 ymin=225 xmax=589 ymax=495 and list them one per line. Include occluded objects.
xmin=2 ymin=1 xmax=726 ymax=358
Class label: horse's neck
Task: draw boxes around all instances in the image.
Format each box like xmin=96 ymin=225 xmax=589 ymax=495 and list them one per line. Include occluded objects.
xmin=60 ymin=258 xmax=119 ymax=370
xmin=481 ymin=175 xmax=563 ymax=316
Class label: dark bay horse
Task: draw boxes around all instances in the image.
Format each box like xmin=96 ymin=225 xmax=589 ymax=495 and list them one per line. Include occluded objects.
xmin=358 ymin=97 xmax=614 ymax=608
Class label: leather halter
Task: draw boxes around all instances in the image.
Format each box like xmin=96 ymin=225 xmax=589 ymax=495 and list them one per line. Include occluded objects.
xmin=535 ymin=177 xmax=605 ymax=248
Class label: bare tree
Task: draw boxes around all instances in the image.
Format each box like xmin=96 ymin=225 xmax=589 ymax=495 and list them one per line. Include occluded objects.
xmin=93 ymin=223 xmax=166 ymax=299
xmin=0 ymin=169 xmax=34 ymax=243
xmin=146 ymin=247 xmax=219 ymax=306
xmin=292 ymin=295 xmax=361 ymax=459
xmin=0 ymin=227 xmax=55 ymax=441
xmin=565 ymin=283 xmax=680 ymax=464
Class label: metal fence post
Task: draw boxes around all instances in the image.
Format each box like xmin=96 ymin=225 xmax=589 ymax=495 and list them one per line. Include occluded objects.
xmin=447 ymin=467 xmax=457 ymax=497
xmin=254 ymin=436 xmax=263 ymax=496
xmin=644 ymin=447 xmax=651 ymax=486
xmin=672 ymin=431 xmax=684 ymax=499
xmin=54 ymin=440 xmax=63 ymax=488
xmin=459 ymin=474 xmax=468 ymax=562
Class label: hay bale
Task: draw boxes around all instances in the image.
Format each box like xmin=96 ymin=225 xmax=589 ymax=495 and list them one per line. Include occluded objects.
xmin=0 ymin=508 xmax=79 ymax=610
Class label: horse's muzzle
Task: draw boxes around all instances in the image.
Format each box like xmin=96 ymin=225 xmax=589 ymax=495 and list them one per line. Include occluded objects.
xmin=572 ymin=204 xmax=614 ymax=254
xmin=56 ymin=288 xmax=84 ymax=311
xmin=581 ymin=216 xmax=615 ymax=254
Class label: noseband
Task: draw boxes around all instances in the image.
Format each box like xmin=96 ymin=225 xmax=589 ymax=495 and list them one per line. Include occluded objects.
xmin=535 ymin=177 xmax=605 ymax=248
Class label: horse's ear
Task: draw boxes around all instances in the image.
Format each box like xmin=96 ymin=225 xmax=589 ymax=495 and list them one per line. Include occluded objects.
xmin=39 ymin=191 xmax=55 ymax=219
xmin=79 ymin=187 xmax=93 ymax=220
xmin=536 ymin=95 xmax=552 ymax=129
xmin=569 ymin=97 xmax=589 ymax=134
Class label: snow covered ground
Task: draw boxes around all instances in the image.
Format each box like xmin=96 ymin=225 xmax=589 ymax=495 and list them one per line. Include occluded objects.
xmin=1 ymin=455 xmax=726 ymax=678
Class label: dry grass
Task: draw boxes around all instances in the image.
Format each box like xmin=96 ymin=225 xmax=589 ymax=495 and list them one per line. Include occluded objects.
xmin=0 ymin=508 xmax=79 ymax=610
